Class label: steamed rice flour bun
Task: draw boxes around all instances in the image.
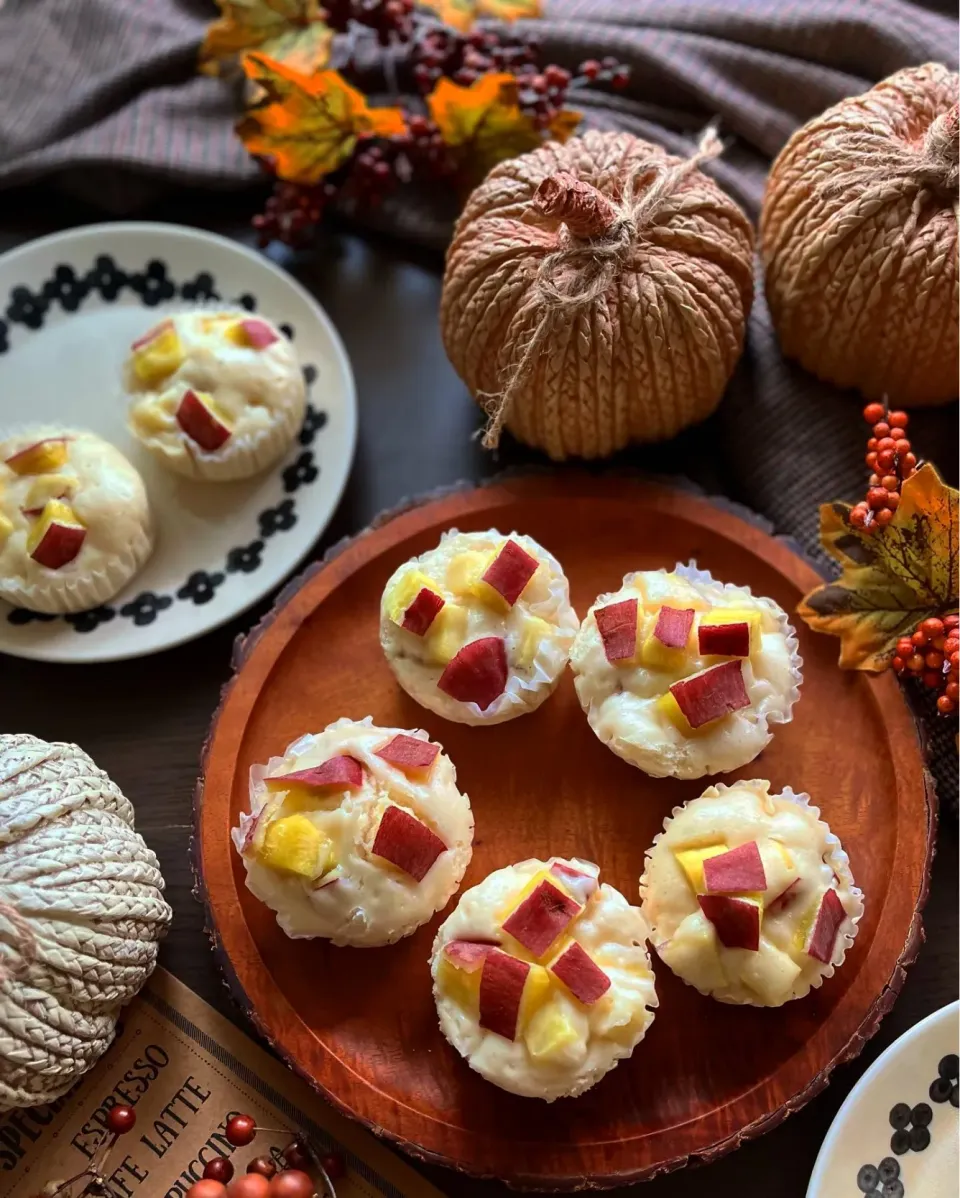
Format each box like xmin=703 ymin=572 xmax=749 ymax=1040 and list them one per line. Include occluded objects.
xmin=380 ymin=529 xmax=579 ymax=725
xmin=431 ymin=857 xmax=658 ymax=1101
xmin=0 ymin=427 xmax=153 ymax=613
xmin=125 ymin=309 xmax=306 ymax=481
xmin=569 ymin=564 xmax=802 ymax=779
xmin=640 ymin=780 xmax=863 ymax=1007
xmin=233 ymin=717 xmax=474 ymax=946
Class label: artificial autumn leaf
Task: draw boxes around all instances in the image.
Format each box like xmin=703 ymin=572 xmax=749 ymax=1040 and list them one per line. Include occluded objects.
xmin=429 ymin=73 xmax=578 ymax=185
xmin=797 ymin=463 xmax=959 ymax=672
xmin=199 ymin=0 xmax=332 ymax=77
xmin=418 ymin=0 xmax=542 ymax=33
xmin=238 ymin=54 xmax=406 ymax=184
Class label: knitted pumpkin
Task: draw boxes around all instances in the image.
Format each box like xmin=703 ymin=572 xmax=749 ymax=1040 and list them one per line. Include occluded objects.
xmin=0 ymin=733 xmax=171 ymax=1110
xmin=761 ymin=62 xmax=959 ymax=407
xmin=440 ymin=128 xmax=754 ymax=460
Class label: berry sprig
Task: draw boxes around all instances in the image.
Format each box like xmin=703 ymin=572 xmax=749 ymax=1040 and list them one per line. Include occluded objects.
xmin=249 ymin=4 xmax=632 ymax=248
xmin=892 ymin=614 xmax=959 ymax=716
xmin=845 ymin=400 xmax=959 ymax=717
xmin=183 ymin=1113 xmax=345 ymax=1198
xmin=34 ymin=1105 xmax=139 ymax=1196
xmin=849 ymin=401 xmax=918 ymax=533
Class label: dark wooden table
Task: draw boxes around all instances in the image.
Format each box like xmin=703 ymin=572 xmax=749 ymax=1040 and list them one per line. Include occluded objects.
xmin=1 ymin=187 xmax=956 ymax=1198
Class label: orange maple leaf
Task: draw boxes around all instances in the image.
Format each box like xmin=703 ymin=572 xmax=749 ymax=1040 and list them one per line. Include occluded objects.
xmin=797 ymin=464 xmax=959 ymax=671
xmin=429 ymin=73 xmax=581 ymax=185
xmin=238 ymin=54 xmax=406 ymax=184
xmin=199 ymin=0 xmax=332 ymax=77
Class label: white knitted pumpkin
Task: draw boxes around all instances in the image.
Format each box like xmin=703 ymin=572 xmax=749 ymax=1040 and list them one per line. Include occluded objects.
xmin=0 ymin=734 xmax=171 ymax=1110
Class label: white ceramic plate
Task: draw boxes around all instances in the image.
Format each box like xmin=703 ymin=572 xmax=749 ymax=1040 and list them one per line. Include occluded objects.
xmin=808 ymin=1002 xmax=959 ymax=1198
xmin=0 ymin=222 xmax=356 ymax=662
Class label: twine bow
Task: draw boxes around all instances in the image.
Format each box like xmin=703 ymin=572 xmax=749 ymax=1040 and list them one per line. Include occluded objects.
xmin=479 ymin=122 xmax=724 ymax=449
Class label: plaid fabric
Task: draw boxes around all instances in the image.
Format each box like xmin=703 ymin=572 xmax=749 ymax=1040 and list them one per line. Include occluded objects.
xmin=0 ymin=0 xmax=957 ymax=803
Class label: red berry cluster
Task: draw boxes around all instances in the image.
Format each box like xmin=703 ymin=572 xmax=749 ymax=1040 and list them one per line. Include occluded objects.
xmin=849 ymin=401 xmax=918 ymax=533
xmin=184 ymin=1114 xmax=345 ymax=1198
xmin=323 ymin=0 xmax=415 ymax=45
xmin=892 ymin=615 xmax=960 ymax=716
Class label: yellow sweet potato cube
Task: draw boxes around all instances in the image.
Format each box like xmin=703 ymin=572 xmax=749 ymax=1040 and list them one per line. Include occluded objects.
xmin=516 ymin=616 xmax=553 ymax=669
xmin=445 ymin=550 xmax=489 ymax=597
xmin=131 ymin=326 xmax=183 ymax=386
xmin=524 ymin=999 xmax=581 ymax=1061
xmin=423 ymin=602 xmax=468 ymax=665
xmin=0 ymin=513 xmax=12 ymax=544
xmin=258 ymin=814 xmax=331 ymax=878
xmin=657 ymin=690 xmax=697 ymax=735
xmin=23 ymin=474 xmax=74 ymax=511
xmin=518 ymin=963 xmax=552 ymax=1029
xmin=435 ymin=953 xmax=482 ymax=1009
xmin=26 ymin=500 xmax=84 ymax=555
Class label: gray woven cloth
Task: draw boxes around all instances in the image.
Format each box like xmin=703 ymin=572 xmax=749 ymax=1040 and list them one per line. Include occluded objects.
xmin=0 ymin=0 xmax=957 ymax=801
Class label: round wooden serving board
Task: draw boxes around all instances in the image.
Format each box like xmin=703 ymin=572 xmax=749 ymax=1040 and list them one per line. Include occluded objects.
xmin=196 ymin=474 xmax=934 ymax=1190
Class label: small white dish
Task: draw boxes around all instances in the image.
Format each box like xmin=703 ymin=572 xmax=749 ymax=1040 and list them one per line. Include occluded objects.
xmin=808 ymin=1001 xmax=959 ymax=1198
xmin=0 ymin=222 xmax=356 ymax=662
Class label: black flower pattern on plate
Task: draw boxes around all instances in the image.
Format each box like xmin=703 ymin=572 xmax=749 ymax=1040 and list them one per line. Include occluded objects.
xmin=226 ymin=540 xmax=264 ymax=574
xmin=259 ymin=499 xmax=296 ymax=538
xmin=120 ymin=591 xmax=173 ymax=626
xmin=177 ymin=571 xmax=225 ymax=605
xmin=302 ymin=363 xmax=317 ymax=386
xmin=7 ymin=607 xmax=57 ymax=625
xmin=280 ymin=322 xmax=294 ymax=340
xmin=930 ymin=1053 xmax=959 ymax=1105
xmin=65 ymin=606 xmax=116 ymax=633
xmin=128 ymin=259 xmax=176 ymax=307
xmin=42 ymin=264 xmax=90 ymax=312
xmin=0 ymin=320 xmax=8 ymax=354
xmin=180 ymin=271 xmax=220 ymax=303
xmin=84 ymin=254 xmax=128 ymax=301
xmin=6 ymin=284 xmax=49 ymax=330
xmin=857 ymin=1157 xmax=901 ymax=1197
xmin=283 ymin=450 xmax=317 ymax=493
xmin=234 ymin=293 xmax=257 ymax=312
xmin=298 ymin=402 xmax=326 ymax=447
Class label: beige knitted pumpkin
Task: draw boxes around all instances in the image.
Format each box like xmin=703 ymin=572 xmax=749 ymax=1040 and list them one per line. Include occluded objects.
xmin=440 ymin=128 xmax=755 ymax=460
xmin=761 ymin=62 xmax=959 ymax=407
xmin=0 ymin=733 xmax=171 ymax=1110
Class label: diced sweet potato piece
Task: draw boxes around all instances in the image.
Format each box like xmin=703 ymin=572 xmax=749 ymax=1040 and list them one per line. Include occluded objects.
xmin=703 ymin=841 xmax=766 ymax=894
xmin=371 ymin=805 xmax=446 ymax=881
xmin=805 ymin=888 xmax=846 ymax=963
xmin=595 ymin=598 xmax=638 ymax=663
xmin=401 ymin=586 xmax=445 ymax=636
xmin=478 ymin=949 xmax=530 ymax=1040
xmin=375 ymin=734 xmax=440 ymax=773
xmin=698 ymin=894 xmax=761 ymax=951
xmin=265 ymin=756 xmax=363 ymax=791
xmin=502 ymin=879 xmax=581 ymax=958
xmin=653 ymin=606 xmax=695 ymax=648
xmin=550 ymin=941 xmax=610 ymax=1004
xmin=437 ymin=636 xmax=507 ymax=710
xmin=669 ymin=660 xmax=750 ymax=729
xmin=480 ymin=540 xmax=539 ymax=606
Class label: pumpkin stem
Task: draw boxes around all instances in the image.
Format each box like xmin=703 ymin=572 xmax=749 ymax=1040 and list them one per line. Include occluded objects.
xmin=532 ymin=173 xmax=619 ymax=239
xmin=924 ymin=102 xmax=959 ymax=184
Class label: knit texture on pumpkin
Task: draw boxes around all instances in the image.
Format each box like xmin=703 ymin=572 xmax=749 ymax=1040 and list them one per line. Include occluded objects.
xmin=0 ymin=734 xmax=172 ymax=1110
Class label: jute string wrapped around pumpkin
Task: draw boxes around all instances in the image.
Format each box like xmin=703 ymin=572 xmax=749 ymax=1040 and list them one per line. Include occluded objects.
xmin=441 ymin=128 xmax=755 ymax=461
xmin=761 ymin=62 xmax=959 ymax=407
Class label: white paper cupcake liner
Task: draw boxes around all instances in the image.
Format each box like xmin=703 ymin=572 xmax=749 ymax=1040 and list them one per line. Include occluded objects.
xmin=124 ymin=305 xmax=306 ymax=482
xmin=381 ymin=529 xmax=579 ymax=726
xmin=638 ymin=779 xmax=864 ymax=1007
xmin=0 ymin=521 xmax=154 ymax=613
